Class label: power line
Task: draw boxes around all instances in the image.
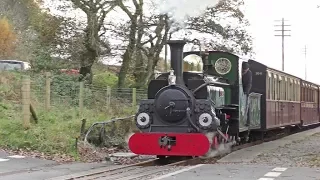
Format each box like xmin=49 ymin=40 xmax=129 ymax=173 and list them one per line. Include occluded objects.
xmin=274 ymin=18 xmax=291 ymax=71
xmin=303 ymin=45 xmax=307 ymax=80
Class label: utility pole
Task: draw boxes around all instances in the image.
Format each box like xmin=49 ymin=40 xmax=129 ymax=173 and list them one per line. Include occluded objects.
xmin=303 ymin=45 xmax=307 ymax=80
xmin=274 ymin=18 xmax=291 ymax=71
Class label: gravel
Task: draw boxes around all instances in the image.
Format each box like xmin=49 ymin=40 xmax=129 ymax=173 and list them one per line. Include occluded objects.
xmin=251 ymin=133 xmax=320 ymax=168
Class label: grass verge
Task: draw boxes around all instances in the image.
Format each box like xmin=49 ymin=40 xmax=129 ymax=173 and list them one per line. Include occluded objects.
xmin=0 ymin=99 xmax=135 ymax=161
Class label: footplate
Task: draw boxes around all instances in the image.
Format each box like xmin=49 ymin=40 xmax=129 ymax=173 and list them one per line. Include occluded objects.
xmin=128 ymin=133 xmax=210 ymax=156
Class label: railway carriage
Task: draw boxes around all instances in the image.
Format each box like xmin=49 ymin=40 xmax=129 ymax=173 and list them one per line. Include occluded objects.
xmin=300 ymin=80 xmax=319 ymax=126
xmin=248 ymin=60 xmax=302 ymax=130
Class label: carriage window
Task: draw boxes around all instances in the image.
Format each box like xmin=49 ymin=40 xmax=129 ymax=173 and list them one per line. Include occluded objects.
xmin=285 ymin=78 xmax=287 ymax=100
xmin=306 ymin=86 xmax=308 ymax=102
xmin=298 ymin=83 xmax=300 ymax=101
xmin=312 ymin=87 xmax=313 ymax=102
xmin=307 ymin=86 xmax=310 ymax=102
xmin=293 ymin=81 xmax=295 ymax=101
xmin=303 ymin=85 xmax=305 ymax=102
xmin=271 ymin=74 xmax=274 ymax=100
xmin=308 ymin=86 xmax=310 ymax=102
xmin=273 ymin=75 xmax=279 ymax=100
xmin=271 ymin=77 xmax=274 ymax=99
xmin=266 ymin=75 xmax=270 ymax=99
xmin=296 ymin=82 xmax=299 ymax=101
xmin=278 ymin=77 xmax=282 ymax=100
xmin=315 ymin=88 xmax=318 ymax=103
xmin=289 ymin=80 xmax=293 ymax=101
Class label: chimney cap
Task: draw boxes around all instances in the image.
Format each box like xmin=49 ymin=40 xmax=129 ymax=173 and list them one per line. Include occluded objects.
xmin=167 ymin=40 xmax=187 ymax=44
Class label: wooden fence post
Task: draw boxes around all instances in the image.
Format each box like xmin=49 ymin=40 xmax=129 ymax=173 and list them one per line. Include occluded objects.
xmin=79 ymin=81 xmax=84 ymax=113
xmin=21 ymin=76 xmax=31 ymax=129
xmin=45 ymin=72 xmax=51 ymax=111
xmin=132 ymin=88 xmax=136 ymax=107
xmin=106 ymin=86 xmax=111 ymax=107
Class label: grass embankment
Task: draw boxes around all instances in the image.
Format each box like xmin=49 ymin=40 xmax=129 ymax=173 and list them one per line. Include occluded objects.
xmin=0 ymin=70 xmax=137 ymax=161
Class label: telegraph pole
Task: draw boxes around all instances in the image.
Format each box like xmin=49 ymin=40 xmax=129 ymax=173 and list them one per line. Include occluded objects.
xmin=303 ymin=45 xmax=307 ymax=80
xmin=274 ymin=18 xmax=291 ymax=71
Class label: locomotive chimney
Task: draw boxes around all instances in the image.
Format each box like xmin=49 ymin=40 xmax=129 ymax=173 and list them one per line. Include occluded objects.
xmin=167 ymin=40 xmax=186 ymax=85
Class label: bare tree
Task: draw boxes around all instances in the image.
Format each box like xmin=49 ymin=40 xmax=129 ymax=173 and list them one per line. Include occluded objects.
xmin=133 ymin=14 xmax=170 ymax=88
xmin=116 ymin=0 xmax=253 ymax=88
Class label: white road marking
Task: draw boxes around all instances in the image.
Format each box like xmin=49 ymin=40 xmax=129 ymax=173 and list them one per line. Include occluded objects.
xmin=272 ymin=167 xmax=287 ymax=172
xmin=150 ymin=164 xmax=204 ymax=180
xmin=258 ymin=167 xmax=288 ymax=180
xmin=0 ymin=158 xmax=9 ymax=162
xmin=8 ymin=155 xmax=25 ymax=159
xmin=264 ymin=172 xmax=282 ymax=177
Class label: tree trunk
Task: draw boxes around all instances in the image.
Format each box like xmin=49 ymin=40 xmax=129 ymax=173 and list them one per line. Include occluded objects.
xmin=79 ymin=13 xmax=99 ymax=84
xmin=133 ymin=6 xmax=144 ymax=83
xmin=118 ymin=49 xmax=131 ymax=88
xmin=118 ymin=19 xmax=138 ymax=88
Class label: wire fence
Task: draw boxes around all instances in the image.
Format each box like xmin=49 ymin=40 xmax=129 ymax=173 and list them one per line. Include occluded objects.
xmin=30 ymin=76 xmax=147 ymax=111
xmin=0 ymin=71 xmax=147 ymax=128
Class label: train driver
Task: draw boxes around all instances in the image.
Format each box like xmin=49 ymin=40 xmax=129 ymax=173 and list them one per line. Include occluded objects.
xmin=242 ymin=62 xmax=252 ymax=126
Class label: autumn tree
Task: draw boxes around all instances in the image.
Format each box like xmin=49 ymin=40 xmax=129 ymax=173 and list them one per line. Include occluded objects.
xmin=0 ymin=17 xmax=17 ymax=59
xmin=0 ymin=0 xmax=64 ymax=71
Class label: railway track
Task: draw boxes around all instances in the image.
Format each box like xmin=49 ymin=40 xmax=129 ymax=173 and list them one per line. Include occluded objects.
xmin=48 ymin=132 xmax=290 ymax=180
xmin=48 ymin=158 xmax=186 ymax=180
xmin=50 ymin=124 xmax=319 ymax=180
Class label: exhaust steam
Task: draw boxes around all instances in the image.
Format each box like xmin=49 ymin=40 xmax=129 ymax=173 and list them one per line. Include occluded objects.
xmin=201 ymin=132 xmax=233 ymax=159
xmin=156 ymin=0 xmax=221 ymax=27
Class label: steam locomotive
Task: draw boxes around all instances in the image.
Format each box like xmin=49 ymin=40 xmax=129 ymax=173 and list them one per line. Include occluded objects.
xmin=128 ymin=40 xmax=320 ymax=158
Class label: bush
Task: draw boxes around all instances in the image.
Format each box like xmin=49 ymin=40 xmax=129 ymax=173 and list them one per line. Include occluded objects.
xmin=93 ymin=72 xmax=118 ymax=88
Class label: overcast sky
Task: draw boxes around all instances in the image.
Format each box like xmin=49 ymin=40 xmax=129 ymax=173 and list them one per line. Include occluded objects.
xmin=244 ymin=0 xmax=320 ymax=84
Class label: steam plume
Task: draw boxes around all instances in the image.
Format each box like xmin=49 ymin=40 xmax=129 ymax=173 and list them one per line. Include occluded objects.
xmin=201 ymin=132 xmax=232 ymax=159
xmin=157 ymin=0 xmax=221 ymax=25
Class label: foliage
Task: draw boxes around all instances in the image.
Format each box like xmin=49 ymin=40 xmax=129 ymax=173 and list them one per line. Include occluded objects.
xmin=0 ymin=17 xmax=17 ymax=58
xmin=0 ymin=0 xmax=65 ymax=74
xmin=56 ymin=0 xmax=116 ymax=81
xmin=93 ymin=72 xmax=118 ymax=88
xmin=0 ymin=100 xmax=133 ymax=158
xmin=186 ymin=0 xmax=253 ymax=55
xmin=183 ymin=61 xmax=202 ymax=72
xmin=26 ymin=0 xmax=62 ymax=46
xmin=30 ymin=45 xmax=57 ymax=72
xmin=0 ymin=71 xmax=138 ymax=158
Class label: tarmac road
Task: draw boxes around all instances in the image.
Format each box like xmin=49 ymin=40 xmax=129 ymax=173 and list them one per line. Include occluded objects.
xmin=0 ymin=151 xmax=112 ymax=180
